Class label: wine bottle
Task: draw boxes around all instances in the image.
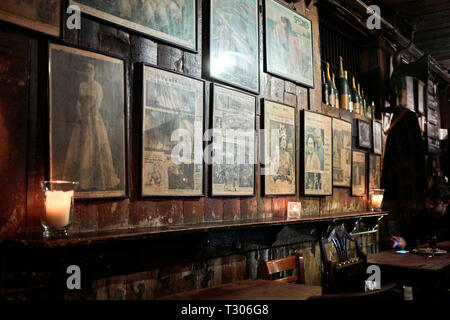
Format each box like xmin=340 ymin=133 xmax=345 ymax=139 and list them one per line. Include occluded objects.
xmin=326 ymin=62 xmax=335 ymax=107
xmin=346 ymin=71 xmax=353 ymax=112
xmin=360 ymin=86 xmax=367 ymax=117
xmin=338 ymin=57 xmax=350 ymax=111
xmin=358 ymin=84 xmax=364 ymax=116
xmin=322 ymin=69 xmax=329 ymax=105
xmin=351 ymin=76 xmax=360 ymax=114
xmin=332 ymin=73 xmax=339 ymax=109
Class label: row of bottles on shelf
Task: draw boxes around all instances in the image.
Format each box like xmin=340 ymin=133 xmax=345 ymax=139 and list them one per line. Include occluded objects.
xmin=322 ymin=56 xmax=375 ymax=119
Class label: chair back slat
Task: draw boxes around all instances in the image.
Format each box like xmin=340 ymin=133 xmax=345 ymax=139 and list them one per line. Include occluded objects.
xmin=259 ymin=253 xmax=306 ymax=284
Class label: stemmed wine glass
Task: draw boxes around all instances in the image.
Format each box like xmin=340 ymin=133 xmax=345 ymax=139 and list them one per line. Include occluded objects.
xmin=426 ymin=234 xmax=438 ymax=258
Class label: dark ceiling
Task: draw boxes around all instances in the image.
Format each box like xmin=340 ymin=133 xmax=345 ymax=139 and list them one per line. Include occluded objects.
xmin=374 ymin=0 xmax=450 ymax=73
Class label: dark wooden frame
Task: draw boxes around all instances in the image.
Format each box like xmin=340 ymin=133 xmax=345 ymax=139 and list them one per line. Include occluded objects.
xmin=261 ymin=99 xmax=297 ymax=196
xmin=372 ymin=120 xmax=382 ymax=155
xmin=332 ymin=117 xmax=352 ymax=188
xmin=210 ymin=83 xmax=256 ymax=197
xmin=207 ymin=0 xmax=260 ymax=93
xmin=351 ymin=150 xmax=367 ymax=197
xmin=301 ymin=110 xmax=333 ymax=196
xmin=47 ymin=42 xmax=128 ymax=201
xmin=69 ymin=0 xmax=199 ymax=52
xmin=357 ymin=119 xmax=371 ymax=149
xmin=140 ymin=63 xmax=206 ymax=198
xmin=263 ymin=0 xmax=315 ymax=89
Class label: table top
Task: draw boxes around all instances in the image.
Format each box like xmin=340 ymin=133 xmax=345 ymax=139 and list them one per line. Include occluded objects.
xmin=158 ymin=279 xmax=323 ymax=300
xmin=367 ymin=250 xmax=450 ymax=272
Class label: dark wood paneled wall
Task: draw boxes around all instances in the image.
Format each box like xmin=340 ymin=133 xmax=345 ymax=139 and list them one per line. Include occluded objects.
xmin=0 ymin=1 xmax=380 ymax=299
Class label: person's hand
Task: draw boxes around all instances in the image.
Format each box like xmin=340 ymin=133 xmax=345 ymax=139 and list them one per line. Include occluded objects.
xmin=390 ymin=236 xmax=407 ymax=249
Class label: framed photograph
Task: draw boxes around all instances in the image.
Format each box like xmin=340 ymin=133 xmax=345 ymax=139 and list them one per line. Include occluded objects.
xmin=262 ymin=100 xmax=296 ymax=196
xmin=264 ymin=0 xmax=314 ymax=88
xmin=372 ymin=120 xmax=383 ymax=155
xmin=351 ymin=151 xmax=366 ymax=197
xmin=211 ymin=84 xmax=255 ymax=196
xmin=302 ymin=111 xmax=332 ymax=196
xmin=142 ymin=65 xmax=204 ymax=197
xmin=332 ymin=118 xmax=352 ymax=187
xmin=49 ymin=44 xmax=126 ymax=199
xmin=416 ymin=80 xmax=425 ymax=115
xmin=369 ymin=154 xmax=381 ymax=190
xmin=0 ymin=0 xmax=60 ymax=36
xmin=209 ymin=0 xmax=259 ymax=93
xmin=71 ymin=0 xmax=197 ymax=51
xmin=357 ymin=119 xmax=371 ymax=149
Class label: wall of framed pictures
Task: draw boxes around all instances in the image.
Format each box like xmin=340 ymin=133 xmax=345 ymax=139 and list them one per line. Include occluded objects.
xmin=0 ymin=0 xmax=385 ymax=230
xmin=0 ymin=0 xmax=388 ymax=299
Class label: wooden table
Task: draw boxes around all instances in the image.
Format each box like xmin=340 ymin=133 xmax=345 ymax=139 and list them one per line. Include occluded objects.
xmin=158 ymin=279 xmax=323 ymax=300
xmin=367 ymin=250 xmax=450 ymax=300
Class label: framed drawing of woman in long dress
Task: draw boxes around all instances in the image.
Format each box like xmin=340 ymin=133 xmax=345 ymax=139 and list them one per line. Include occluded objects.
xmin=49 ymin=44 xmax=127 ymax=199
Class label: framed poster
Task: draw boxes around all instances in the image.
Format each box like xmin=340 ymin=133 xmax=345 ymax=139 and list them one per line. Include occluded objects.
xmin=71 ymin=0 xmax=197 ymax=51
xmin=332 ymin=118 xmax=352 ymax=187
xmin=0 ymin=0 xmax=60 ymax=36
xmin=352 ymin=151 xmax=366 ymax=197
xmin=302 ymin=111 xmax=332 ymax=196
xmin=209 ymin=0 xmax=259 ymax=93
xmin=49 ymin=44 xmax=126 ymax=199
xmin=369 ymin=154 xmax=381 ymax=190
xmin=372 ymin=120 xmax=383 ymax=155
xmin=211 ymin=84 xmax=255 ymax=196
xmin=262 ymin=100 xmax=296 ymax=196
xmin=142 ymin=65 xmax=204 ymax=197
xmin=357 ymin=119 xmax=371 ymax=149
xmin=416 ymin=80 xmax=425 ymax=115
xmin=264 ymin=0 xmax=314 ymax=88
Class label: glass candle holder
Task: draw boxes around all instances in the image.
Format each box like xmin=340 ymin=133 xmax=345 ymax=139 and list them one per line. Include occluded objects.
xmin=369 ymin=189 xmax=384 ymax=212
xmin=41 ymin=181 xmax=78 ymax=239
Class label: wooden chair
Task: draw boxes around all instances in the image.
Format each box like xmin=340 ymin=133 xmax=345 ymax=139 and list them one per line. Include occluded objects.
xmin=307 ymin=283 xmax=403 ymax=301
xmin=259 ymin=253 xmax=306 ymax=284
xmin=319 ymin=224 xmax=367 ymax=294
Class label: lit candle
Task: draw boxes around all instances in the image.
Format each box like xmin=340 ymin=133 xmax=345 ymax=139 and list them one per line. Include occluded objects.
xmin=45 ymin=190 xmax=74 ymax=228
xmin=371 ymin=194 xmax=383 ymax=209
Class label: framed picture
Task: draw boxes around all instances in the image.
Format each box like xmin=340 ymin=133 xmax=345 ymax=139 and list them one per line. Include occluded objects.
xmin=49 ymin=44 xmax=126 ymax=199
xmin=351 ymin=151 xmax=366 ymax=197
xmin=209 ymin=0 xmax=259 ymax=93
xmin=369 ymin=154 xmax=381 ymax=190
xmin=262 ymin=100 xmax=296 ymax=196
xmin=332 ymin=118 xmax=352 ymax=187
xmin=0 ymin=0 xmax=60 ymax=36
xmin=211 ymin=84 xmax=255 ymax=196
xmin=302 ymin=111 xmax=332 ymax=196
xmin=357 ymin=119 xmax=371 ymax=149
xmin=416 ymin=80 xmax=425 ymax=115
xmin=142 ymin=65 xmax=204 ymax=197
xmin=71 ymin=0 xmax=197 ymax=51
xmin=372 ymin=120 xmax=383 ymax=155
xmin=263 ymin=0 xmax=314 ymax=88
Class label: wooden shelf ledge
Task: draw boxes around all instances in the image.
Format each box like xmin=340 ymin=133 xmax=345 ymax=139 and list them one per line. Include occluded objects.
xmin=4 ymin=211 xmax=388 ymax=249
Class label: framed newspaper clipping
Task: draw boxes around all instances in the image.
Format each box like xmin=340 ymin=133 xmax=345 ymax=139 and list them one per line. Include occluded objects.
xmin=262 ymin=99 xmax=296 ymax=196
xmin=332 ymin=118 xmax=352 ymax=187
xmin=211 ymin=84 xmax=256 ymax=196
xmin=302 ymin=110 xmax=332 ymax=196
xmin=142 ymin=65 xmax=204 ymax=197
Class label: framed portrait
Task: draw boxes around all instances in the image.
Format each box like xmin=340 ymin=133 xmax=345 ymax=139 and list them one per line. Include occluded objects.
xmin=142 ymin=65 xmax=204 ymax=197
xmin=262 ymin=100 xmax=296 ymax=196
xmin=332 ymin=118 xmax=352 ymax=187
xmin=369 ymin=154 xmax=381 ymax=190
xmin=357 ymin=119 xmax=371 ymax=149
xmin=264 ymin=0 xmax=314 ymax=88
xmin=0 ymin=0 xmax=60 ymax=36
xmin=211 ymin=84 xmax=256 ymax=196
xmin=71 ymin=0 xmax=197 ymax=51
xmin=351 ymin=151 xmax=366 ymax=197
xmin=209 ymin=0 xmax=259 ymax=93
xmin=49 ymin=44 xmax=126 ymax=199
xmin=302 ymin=111 xmax=332 ymax=196
xmin=372 ymin=120 xmax=383 ymax=155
